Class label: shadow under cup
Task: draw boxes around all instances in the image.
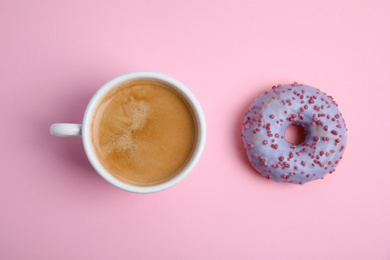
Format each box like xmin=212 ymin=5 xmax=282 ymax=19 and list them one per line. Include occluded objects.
xmin=82 ymin=72 xmax=206 ymax=193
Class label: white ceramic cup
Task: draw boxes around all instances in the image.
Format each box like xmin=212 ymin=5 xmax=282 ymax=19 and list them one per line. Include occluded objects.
xmin=50 ymin=71 xmax=206 ymax=193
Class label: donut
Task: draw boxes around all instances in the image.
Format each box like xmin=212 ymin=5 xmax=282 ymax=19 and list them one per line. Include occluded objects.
xmin=241 ymin=82 xmax=347 ymax=184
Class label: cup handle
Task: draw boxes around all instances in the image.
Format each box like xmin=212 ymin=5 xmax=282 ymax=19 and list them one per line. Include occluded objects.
xmin=50 ymin=123 xmax=82 ymax=137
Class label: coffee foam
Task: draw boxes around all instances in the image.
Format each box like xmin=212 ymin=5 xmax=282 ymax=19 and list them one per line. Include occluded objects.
xmin=91 ymin=79 xmax=196 ymax=186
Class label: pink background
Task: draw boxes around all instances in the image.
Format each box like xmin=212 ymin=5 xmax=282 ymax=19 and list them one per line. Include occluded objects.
xmin=1 ymin=0 xmax=390 ymax=259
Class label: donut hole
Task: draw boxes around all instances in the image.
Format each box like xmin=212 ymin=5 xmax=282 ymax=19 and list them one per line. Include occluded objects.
xmin=285 ymin=124 xmax=306 ymax=145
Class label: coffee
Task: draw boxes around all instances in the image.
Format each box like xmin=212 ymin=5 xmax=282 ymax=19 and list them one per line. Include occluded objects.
xmin=91 ymin=79 xmax=196 ymax=186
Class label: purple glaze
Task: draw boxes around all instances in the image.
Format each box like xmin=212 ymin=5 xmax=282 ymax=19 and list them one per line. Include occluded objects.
xmin=241 ymin=82 xmax=347 ymax=184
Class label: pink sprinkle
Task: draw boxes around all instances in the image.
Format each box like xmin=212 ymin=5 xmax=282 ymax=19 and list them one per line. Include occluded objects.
xmin=331 ymin=130 xmax=338 ymax=135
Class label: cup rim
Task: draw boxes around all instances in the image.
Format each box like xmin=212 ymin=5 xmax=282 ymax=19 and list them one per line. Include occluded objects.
xmin=82 ymin=71 xmax=207 ymax=193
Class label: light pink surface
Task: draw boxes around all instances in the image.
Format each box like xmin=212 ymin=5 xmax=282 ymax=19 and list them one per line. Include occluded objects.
xmin=1 ymin=0 xmax=390 ymax=259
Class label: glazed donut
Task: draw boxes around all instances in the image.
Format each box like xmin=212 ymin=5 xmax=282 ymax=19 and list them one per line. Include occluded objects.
xmin=241 ymin=82 xmax=347 ymax=184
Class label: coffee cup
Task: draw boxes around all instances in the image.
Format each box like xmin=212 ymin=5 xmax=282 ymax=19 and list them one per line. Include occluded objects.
xmin=50 ymin=71 xmax=206 ymax=193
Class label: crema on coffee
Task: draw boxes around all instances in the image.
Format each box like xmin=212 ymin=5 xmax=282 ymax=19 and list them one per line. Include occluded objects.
xmin=91 ymin=79 xmax=196 ymax=186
